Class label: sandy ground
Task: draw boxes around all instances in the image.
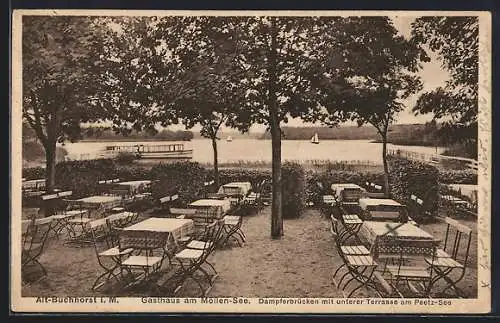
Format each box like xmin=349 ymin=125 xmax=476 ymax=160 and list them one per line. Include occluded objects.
xmin=21 ymin=206 xmax=478 ymax=298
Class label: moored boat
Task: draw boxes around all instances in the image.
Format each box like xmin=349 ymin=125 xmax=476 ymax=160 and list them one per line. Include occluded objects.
xmin=105 ymin=143 xmax=193 ymax=160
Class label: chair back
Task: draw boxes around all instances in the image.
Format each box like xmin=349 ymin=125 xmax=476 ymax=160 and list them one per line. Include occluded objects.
xmin=442 ymin=217 xmax=473 ymax=266
xmin=341 ymin=188 xmax=363 ymax=202
xmin=169 ymin=208 xmax=197 ymax=217
xmin=199 ymin=220 xmax=219 ymax=242
xmin=204 ymin=219 xmax=225 ymax=251
xmin=60 ymin=198 xmax=82 ymax=212
xmin=368 ymin=204 xmax=408 ymax=223
xmin=329 ymin=215 xmax=340 ymax=238
xmin=330 ymin=215 xmax=348 ymax=245
xmin=388 ymin=238 xmax=441 ymax=277
xmin=118 ymin=229 xmax=168 ymax=255
xmin=89 ymin=218 xmax=113 ymax=254
xmin=110 ymin=189 xmax=129 ymax=198
xmin=22 ymin=217 xmax=53 ymax=265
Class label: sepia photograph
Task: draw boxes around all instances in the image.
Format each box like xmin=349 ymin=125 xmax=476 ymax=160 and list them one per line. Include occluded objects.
xmin=10 ymin=10 xmax=491 ymax=314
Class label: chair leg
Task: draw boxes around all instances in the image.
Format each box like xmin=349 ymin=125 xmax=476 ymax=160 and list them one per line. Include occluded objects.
xmin=346 ymin=266 xmax=378 ymax=298
xmin=34 ymin=259 xmax=47 ymax=277
xmin=203 ymin=260 xmax=218 ymax=276
xmin=342 ymin=266 xmax=368 ymax=290
xmin=197 ymin=266 xmax=213 ymax=286
xmin=337 ymin=270 xmax=351 ymax=288
xmin=333 ymin=263 xmax=347 ymax=280
xmin=438 ymin=270 xmax=466 ymax=298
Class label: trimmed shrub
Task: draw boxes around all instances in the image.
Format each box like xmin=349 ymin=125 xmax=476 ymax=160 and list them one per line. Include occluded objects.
xmin=55 ymin=159 xmax=121 ymax=198
xmin=387 ymin=156 xmax=439 ymax=221
xmin=217 ymin=169 xmax=272 ymax=191
xmin=282 ymin=162 xmax=306 ymax=218
xmin=438 ymin=170 xmax=477 ymax=184
xmin=150 ymin=162 xmax=208 ymax=206
xmin=115 ymin=152 xmax=137 ymax=165
xmin=23 ymin=167 xmax=46 ymax=180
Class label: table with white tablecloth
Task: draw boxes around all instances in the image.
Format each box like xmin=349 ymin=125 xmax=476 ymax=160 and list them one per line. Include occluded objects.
xmin=189 ymin=199 xmax=232 ymax=218
xmin=115 ymin=180 xmax=152 ymax=194
xmin=218 ymin=182 xmax=252 ymax=196
xmin=121 ymin=217 xmax=194 ymax=245
xmin=73 ymin=195 xmax=123 ymax=215
xmin=331 ymin=183 xmax=366 ymax=202
xmin=359 ymin=221 xmax=437 ymax=258
xmin=358 ymin=198 xmax=407 ymax=222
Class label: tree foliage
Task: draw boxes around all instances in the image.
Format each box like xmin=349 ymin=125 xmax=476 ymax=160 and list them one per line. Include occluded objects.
xmin=22 ymin=16 xmax=109 ymax=146
xmin=411 ymin=16 xmax=478 ymax=148
xmin=22 ymin=16 xmax=114 ymax=193
xmin=301 ymin=17 xmax=426 ymax=196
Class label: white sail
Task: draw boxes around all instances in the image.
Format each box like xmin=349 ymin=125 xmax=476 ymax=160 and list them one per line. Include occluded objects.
xmin=311 ymin=133 xmax=319 ymax=144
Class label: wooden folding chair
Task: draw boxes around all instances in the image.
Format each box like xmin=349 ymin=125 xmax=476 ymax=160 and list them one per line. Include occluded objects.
xmin=22 ymin=217 xmax=53 ymax=282
xmin=165 ymin=221 xmax=224 ymax=296
xmin=186 ymin=220 xmax=224 ymax=251
xmin=329 ymin=216 xmax=378 ymax=298
xmin=426 ymin=217 xmax=473 ymax=298
xmin=220 ymin=215 xmax=245 ymax=247
xmin=384 ymin=238 xmax=440 ymax=298
xmin=62 ymin=200 xmax=92 ymax=246
xmin=117 ymin=229 xmax=169 ymax=289
xmin=89 ymin=219 xmax=133 ymax=290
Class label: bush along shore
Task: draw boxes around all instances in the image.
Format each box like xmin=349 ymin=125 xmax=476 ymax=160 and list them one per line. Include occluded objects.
xmin=22 ymin=156 xmax=476 ymax=222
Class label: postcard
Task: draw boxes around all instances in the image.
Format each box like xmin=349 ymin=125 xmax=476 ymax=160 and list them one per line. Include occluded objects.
xmin=11 ymin=9 xmax=491 ymax=314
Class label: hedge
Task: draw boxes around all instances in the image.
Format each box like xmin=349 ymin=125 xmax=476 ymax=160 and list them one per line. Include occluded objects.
xmin=55 ymin=159 xmax=123 ymax=198
xmin=438 ymin=170 xmax=477 ymax=185
xmin=387 ymin=156 xmax=439 ymax=221
xmin=217 ymin=169 xmax=272 ymax=190
xmin=282 ymin=162 xmax=306 ymax=218
xmin=22 ymin=158 xmax=447 ymax=221
xmin=150 ymin=162 xmax=208 ymax=206
xmin=22 ymin=167 xmax=46 ymax=180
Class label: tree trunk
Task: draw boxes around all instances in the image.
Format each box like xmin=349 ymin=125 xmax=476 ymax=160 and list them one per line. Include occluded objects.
xmin=268 ymin=18 xmax=283 ymax=238
xmin=211 ymin=136 xmax=220 ymax=190
xmin=382 ymin=134 xmax=390 ymax=198
xmin=44 ymin=139 xmax=57 ymax=217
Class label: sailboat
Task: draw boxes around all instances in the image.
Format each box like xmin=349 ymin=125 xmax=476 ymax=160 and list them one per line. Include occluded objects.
xmin=311 ymin=132 xmax=320 ymax=144
xmin=226 ymin=136 xmax=233 ymax=142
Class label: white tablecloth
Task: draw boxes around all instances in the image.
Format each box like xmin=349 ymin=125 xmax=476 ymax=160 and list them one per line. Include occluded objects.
xmin=117 ymin=180 xmax=151 ymax=193
xmin=190 ymin=199 xmax=232 ymax=211
xmin=360 ymin=221 xmax=434 ymax=244
xmin=331 ymin=183 xmax=365 ymax=201
xmin=218 ymin=182 xmax=252 ymax=196
xmin=358 ymin=198 xmax=403 ymax=210
xmin=359 ymin=221 xmax=436 ymax=257
xmin=75 ymin=195 xmax=123 ymax=209
xmin=122 ymin=217 xmax=194 ymax=243
xmin=189 ymin=199 xmax=232 ymax=218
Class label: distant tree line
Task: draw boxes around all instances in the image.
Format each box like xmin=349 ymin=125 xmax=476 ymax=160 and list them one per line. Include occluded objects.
xmin=260 ymin=122 xmax=443 ymax=146
xmin=81 ymin=126 xmax=194 ymax=141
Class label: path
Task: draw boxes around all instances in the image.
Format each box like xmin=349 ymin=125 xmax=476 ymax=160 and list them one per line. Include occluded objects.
xmin=207 ymin=207 xmax=343 ymax=298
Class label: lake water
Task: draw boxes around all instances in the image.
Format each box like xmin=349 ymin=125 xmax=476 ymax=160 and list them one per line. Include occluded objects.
xmin=60 ymin=139 xmax=445 ymax=165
